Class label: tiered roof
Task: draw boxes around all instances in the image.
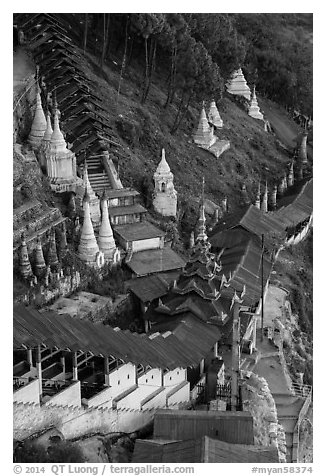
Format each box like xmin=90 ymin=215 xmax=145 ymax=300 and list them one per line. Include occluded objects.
xmin=147 ymin=240 xmax=234 ymax=325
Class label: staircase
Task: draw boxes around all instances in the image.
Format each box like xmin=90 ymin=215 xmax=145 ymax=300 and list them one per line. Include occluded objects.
xmin=81 ymin=155 xmax=113 ymax=194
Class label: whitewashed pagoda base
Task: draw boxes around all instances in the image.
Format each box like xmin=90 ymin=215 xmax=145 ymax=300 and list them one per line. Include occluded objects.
xmin=48 ymin=177 xmax=78 ymax=193
xmin=196 ymin=140 xmax=230 ymax=158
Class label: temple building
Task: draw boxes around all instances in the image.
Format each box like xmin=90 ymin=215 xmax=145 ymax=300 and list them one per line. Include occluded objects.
xmin=27 ymin=87 xmax=47 ymax=150
xmin=208 ymin=100 xmax=223 ymax=128
xmin=152 ymin=149 xmax=177 ymax=217
xmin=248 ymin=86 xmax=264 ymax=121
xmin=45 ymin=107 xmax=78 ymax=193
xmin=98 ymin=192 xmax=120 ymax=264
xmin=226 ymin=69 xmax=251 ymax=101
xmin=78 ymin=192 xmax=102 ymax=267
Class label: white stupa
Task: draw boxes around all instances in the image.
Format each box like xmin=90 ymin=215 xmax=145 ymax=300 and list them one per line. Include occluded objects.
xmin=226 ymin=68 xmax=251 ymax=101
xmin=248 ymin=86 xmax=264 ymax=121
xmin=208 ymin=100 xmax=223 ymax=128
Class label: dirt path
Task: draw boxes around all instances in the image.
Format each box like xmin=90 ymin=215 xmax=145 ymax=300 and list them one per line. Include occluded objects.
xmin=259 ymin=97 xmax=301 ymax=149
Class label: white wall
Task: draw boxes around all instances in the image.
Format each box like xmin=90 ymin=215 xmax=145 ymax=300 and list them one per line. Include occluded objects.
xmin=44 ymin=381 xmax=81 ymax=408
xmin=167 ymin=381 xmax=190 ymax=406
xmin=132 ymin=237 xmax=161 ymax=252
xmin=13 ymin=379 xmax=40 ymax=405
xmin=138 ymin=368 xmax=162 ymax=386
xmin=109 ymin=363 xmax=136 ymax=389
xmin=117 ymin=386 xmax=155 ymax=410
xmin=163 ymin=367 xmax=186 ymax=386
xmin=141 ymin=387 xmax=166 ymax=409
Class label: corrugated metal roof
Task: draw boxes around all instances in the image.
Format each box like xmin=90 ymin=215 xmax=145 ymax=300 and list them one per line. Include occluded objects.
xmin=105 ymin=189 xmax=139 ymax=199
xmin=108 ymin=204 xmax=147 ymax=217
xmin=132 ymin=436 xmax=279 ymax=463
xmin=210 ymin=204 xmax=285 ymax=241
xmin=127 ymin=248 xmax=186 ymax=276
xmin=150 ymin=314 xmax=221 ymax=358
xmin=218 ymin=240 xmax=272 ymax=306
xmin=126 ymin=272 xmax=180 ymax=303
xmin=13 ymin=305 xmax=217 ymax=369
xmin=153 ymin=409 xmax=254 ymax=444
xmin=114 ymin=222 xmax=165 ymax=242
xmin=272 ymin=179 xmax=313 ymax=228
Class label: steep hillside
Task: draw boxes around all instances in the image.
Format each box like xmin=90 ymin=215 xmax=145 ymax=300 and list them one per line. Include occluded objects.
xmin=77 ymin=49 xmax=293 ymax=209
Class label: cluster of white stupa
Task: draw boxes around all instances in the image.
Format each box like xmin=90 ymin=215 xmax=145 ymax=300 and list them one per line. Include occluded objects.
xmin=226 ymin=68 xmax=264 ymax=121
xmin=78 ymin=188 xmax=120 ymax=268
xmin=193 ymin=100 xmax=230 ymax=158
xmin=27 ymin=86 xmax=78 ymax=193
xmin=192 ymin=68 xmax=267 ymax=157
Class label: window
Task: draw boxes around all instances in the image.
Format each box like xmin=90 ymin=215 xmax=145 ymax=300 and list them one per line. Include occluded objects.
xmin=161 ymin=182 xmax=166 ymax=192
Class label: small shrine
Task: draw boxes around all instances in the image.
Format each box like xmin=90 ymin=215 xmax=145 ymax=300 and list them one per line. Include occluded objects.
xmin=152 ymin=149 xmax=177 ymax=217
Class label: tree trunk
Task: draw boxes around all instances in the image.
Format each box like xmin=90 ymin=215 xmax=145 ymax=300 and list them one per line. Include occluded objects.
xmin=164 ymin=46 xmax=177 ymax=108
xmin=142 ymin=39 xmax=156 ymax=103
xmin=83 ymin=13 xmax=88 ymax=53
xmin=141 ymin=36 xmax=149 ymax=104
xmin=104 ymin=14 xmax=111 ymax=59
xmin=126 ymin=34 xmax=134 ymax=67
xmin=117 ymin=16 xmax=129 ymax=102
xmin=171 ymin=91 xmax=192 ymax=134
xmin=171 ymin=89 xmax=185 ymax=134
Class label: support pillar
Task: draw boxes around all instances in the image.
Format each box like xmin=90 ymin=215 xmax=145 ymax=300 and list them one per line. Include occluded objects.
xmin=72 ymin=352 xmax=78 ymax=381
xmin=27 ymin=348 xmax=33 ymax=367
xmin=36 ymin=345 xmax=42 ymax=397
xmin=200 ymin=358 xmax=205 ymax=376
xmin=231 ymin=302 xmax=240 ymax=412
xmin=60 ymin=354 xmax=66 ymax=378
xmin=104 ymin=357 xmax=110 ymax=386
xmin=214 ymin=342 xmax=218 ymax=358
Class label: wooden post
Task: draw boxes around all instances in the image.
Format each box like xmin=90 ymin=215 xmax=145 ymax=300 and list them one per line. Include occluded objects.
xmin=104 ymin=357 xmax=110 ymax=386
xmin=60 ymin=354 xmax=66 ymax=378
xmin=231 ymin=302 xmax=241 ymax=411
xmin=36 ymin=345 xmax=42 ymax=397
xmin=27 ymin=348 xmax=33 ymax=367
xmin=200 ymin=358 xmax=205 ymax=376
xmin=72 ymin=352 xmax=78 ymax=380
xmin=261 ymin=233 xmax=265 ymax=341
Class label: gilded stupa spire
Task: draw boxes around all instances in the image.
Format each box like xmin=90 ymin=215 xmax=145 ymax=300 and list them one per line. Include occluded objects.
xmin=196 ymin=177 xmax=207 ymax=242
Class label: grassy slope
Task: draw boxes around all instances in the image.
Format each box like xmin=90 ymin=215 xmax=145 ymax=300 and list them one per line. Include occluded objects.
xmin=82 ymin=50 xmax=293 ymax=214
